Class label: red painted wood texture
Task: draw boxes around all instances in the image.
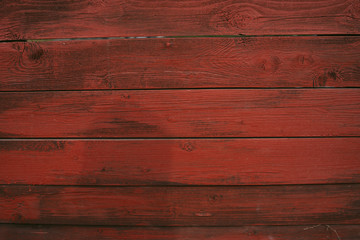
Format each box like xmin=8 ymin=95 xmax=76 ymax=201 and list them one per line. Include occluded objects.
xmin=1 ymin=0 xmax=360 ymax=237
xmin=1 ymin=225 xmax=359 ymax=240
xmin=1 ymin=37 xmax=360 ymax=91
xmin=0 ymin=89 xmax=359 ymax=138
xmin=1 ymin=138 xmax=359 ymax=186
xmin=1 ymin=185 xmax=359 ymax=226
xmin=1 ymin=0 xmax=359 ymax=40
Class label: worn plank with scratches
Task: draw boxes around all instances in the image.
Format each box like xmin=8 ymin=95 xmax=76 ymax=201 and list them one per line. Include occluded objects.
xmin=1 ymin=37 xmax=360 ymax=91
xmin=1 ymin=0 xmax=359 ymax=40
xmin=0 ymin=89 xmax=359 ymax=138
xmin=1 ymin=224 xmax=359 ymax=240
xmin=1 ymin=138 xmax=360 ymax=185
xmin=0 ymin=185 xmax=359 ymax=226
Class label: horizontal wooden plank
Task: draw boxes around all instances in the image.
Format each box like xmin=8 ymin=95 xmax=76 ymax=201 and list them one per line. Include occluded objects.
xmin=1 ymin=0 xmax=359 ymax=40
xmin=1 ymin=225 xmax=359 ymax=240
xmin=0 ymin=185 xmax=359 ymax=226
xmin=1 ymin=37 xmax=360 ymax=91
xmin=1 ymin=138 xmax=359 ymax=186
xmin=0 ymin=89 xmax=359 ymax=138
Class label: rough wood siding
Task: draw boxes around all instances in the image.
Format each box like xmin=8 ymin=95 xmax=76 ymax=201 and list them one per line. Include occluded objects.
xmin=0 ymin=0 xmax=359 ymax=239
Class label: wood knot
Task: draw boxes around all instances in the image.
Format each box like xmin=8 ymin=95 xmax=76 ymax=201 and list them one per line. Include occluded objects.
xmin=314 ymin=68 xmax=343 ymax=87
xmin=20 ymin=43 xmax=48 ymax=68
xmin=121 ymin=94 xmax=130 ymax=99
xmin=257 ymin=56 xmax=281 ymax=73
xmin=297 ymin=55 xmax=314 ymax=65
xmin=101 ymin=167 xmax=114 ymax=173
xmin=208 ymin=194 xmax=223 ymax=203
xmin=181 ymin=142 xmax=195 ymax=152
xmin=142 ymin=168 xmax=151 ymax=173
xmin=25 ymin=44 xmax=45 ymax=61
xmin=211 ymin=6 xmax=260 ymax=31
xmin=29 ymin=48 xmax=44 ymax=60
xmin=221 ymin=10 xmax=254 ymax=28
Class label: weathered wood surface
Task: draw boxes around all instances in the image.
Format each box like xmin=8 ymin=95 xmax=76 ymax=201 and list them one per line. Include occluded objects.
xmin=1 ymin=0 xmax=359 ymax=40
xmin=1 ymin=0 xmax=359 ymax=238
xmin=0 ymin=185 xmax=359 ymax=226
xmin=1 ymin=138 xmax=359 ymax=185
xmin=1 ymin=37 xmax=360 ymax=91
xmin=1 ymin=224 xmax=359 ymax=240
xmin=0 ymin=89 xmax=359 ymax=138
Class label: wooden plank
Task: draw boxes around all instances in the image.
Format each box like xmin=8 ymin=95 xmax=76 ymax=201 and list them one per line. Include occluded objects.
xmin=0 ymin=185 xmax=359 ymax=226
xmin=1 ymin=138 xmax=359 ymax=186
xmin=1 ymin=37 xmax=360 ymax=91
xmin=1 ymin=225 xmax=359 ymax=240
xmin=1 ymin=0 xmax=359 ymax=40
xmin=0 ymin=89 xmax=359 ymax=138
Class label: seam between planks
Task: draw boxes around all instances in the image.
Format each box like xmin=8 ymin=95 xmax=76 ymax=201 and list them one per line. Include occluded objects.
xmin=1 ymin=223 xmax=359 ymax=227
xmin=1 ymin=34 xmax=360 ymax=43
xmin=1 ymin=136 xmax=360 ymax=140
xmin=1 ymin=183 xmax=360 ymax=188
xmin=1 ymin=87 xmax=360 ymax=93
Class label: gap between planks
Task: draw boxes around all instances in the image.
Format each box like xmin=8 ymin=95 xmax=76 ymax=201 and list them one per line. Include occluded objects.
xmin=1 ymin=136 xmax=360 ymax=140
xmin=1 ymin=34 xmax=360 ymax=43
xmin=1 ymin=87 xmax=360 ymax=93
xmin=1 ymin=183 xmax=360 ymax=188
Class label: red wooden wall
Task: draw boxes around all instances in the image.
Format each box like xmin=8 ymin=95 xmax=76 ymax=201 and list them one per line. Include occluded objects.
xmin=1 ymin=1 xmax=360 ymax=239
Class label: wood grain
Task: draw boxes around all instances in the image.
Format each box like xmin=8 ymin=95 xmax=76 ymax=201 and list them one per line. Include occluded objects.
xmin=0 ymin=185 xmax=359 ymax=226
xmin=0 ymin=89 xmax=359 ymax=138
xmin=1 ymin=224 xmax=359 ymax=240
xmin=1 ymin=138 xmax=359 ymax=186
xmin=1 ymin=37 xmax=360 ymax=91
xmin=1 ymin=0 xmax=359 ymax=40
xmin=1 ymin=0 xmax=359 ymax=235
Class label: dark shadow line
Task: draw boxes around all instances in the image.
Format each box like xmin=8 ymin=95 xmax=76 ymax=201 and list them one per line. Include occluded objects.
xmin=0 ymin=136 xmax=360 ymax=140
xmin=0 ymin=223 xmax=358 ymax=227
xmin=0 ymin=182 xmax=359 ymax=188
xmin=1 ymin=87 xmax=360 ymax=93
xmin=1 ymin=34 xmax=360 ymax=43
